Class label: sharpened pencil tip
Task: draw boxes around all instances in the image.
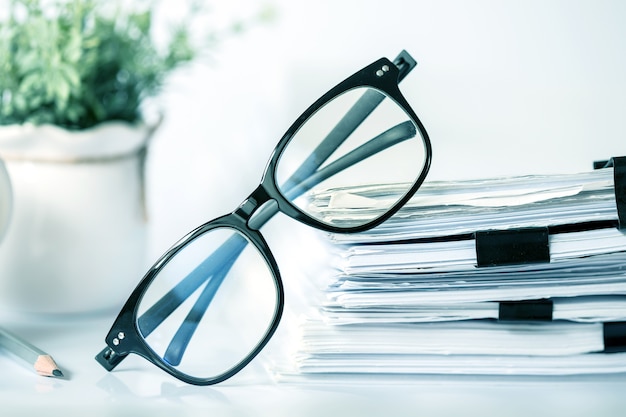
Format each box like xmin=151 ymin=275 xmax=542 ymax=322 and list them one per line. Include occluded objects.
xmin=52 ymin=369 xmax=63 ymax=377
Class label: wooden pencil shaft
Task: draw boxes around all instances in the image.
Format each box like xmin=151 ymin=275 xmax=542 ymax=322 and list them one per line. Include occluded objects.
xmin=0 ymin=327 xmax=63 ymax=377
xmin=0 ymin=327 xmax=43 ymax=364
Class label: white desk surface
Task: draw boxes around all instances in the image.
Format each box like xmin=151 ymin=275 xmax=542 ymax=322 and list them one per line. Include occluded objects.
xmin=2 ymin=310 xmax=626 ymax=417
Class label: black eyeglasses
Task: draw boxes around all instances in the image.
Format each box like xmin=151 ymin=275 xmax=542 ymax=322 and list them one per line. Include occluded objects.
xmin=95 ymin=50 xmax=432 ymax=385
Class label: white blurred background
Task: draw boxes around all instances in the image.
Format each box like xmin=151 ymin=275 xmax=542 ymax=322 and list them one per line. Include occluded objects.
xmin=147 ymin=0 xmax=626 ymax=261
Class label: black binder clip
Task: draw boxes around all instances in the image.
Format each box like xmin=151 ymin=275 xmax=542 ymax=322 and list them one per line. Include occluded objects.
xmin=474 ymin=227 xmax=550 ymax=267
xmin=603 ymin=321 xmax=626 ymax=353
xmin=594 ymin=156 xmax=626 ymax=230
xmin=498 ymin=299 xmax=553 ymax=322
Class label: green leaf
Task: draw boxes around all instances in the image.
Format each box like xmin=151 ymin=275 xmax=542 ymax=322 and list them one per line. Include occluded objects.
xmin=0 ymin=0 xmax=271 ymax=129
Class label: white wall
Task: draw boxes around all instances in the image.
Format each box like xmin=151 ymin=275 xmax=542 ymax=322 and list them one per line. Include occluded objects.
xmin=148 ymin=0 xmax=626 ymax=258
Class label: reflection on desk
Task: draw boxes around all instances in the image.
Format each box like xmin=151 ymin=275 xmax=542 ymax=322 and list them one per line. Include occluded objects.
xmin=0 ymin=310 xmax=626 ymax=417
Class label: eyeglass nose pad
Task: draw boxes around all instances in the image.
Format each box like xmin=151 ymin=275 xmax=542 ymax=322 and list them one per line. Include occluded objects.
xmin=248 ymin=199 xmax=279 ymax=230
xmin=234 ymin=185 xmax=280 ymax=231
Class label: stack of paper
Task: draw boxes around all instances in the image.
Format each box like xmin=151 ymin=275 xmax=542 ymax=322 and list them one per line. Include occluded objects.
xmin=275 ymin=158 xmax=626 ymax=380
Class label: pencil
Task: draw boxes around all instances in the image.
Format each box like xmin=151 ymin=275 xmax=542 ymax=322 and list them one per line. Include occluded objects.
xmin=0 ymin=327 xmax=64 ymax=378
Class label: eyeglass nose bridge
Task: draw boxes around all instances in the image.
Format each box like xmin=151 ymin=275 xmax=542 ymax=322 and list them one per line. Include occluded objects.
xmin=234 ymin=185 xmax=280 ymax=231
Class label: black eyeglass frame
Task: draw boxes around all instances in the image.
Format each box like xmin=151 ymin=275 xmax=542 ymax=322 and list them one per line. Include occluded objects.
xmin=96 ymin=51 xmax=432 ymax=385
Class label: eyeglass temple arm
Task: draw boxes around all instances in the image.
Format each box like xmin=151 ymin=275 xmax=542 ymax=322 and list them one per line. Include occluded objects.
xmin=283 ymin=50 xmax=416 ymax=189
xmin=96 ymin=51 xmax=417 ymax=371
xmin=95 ymin=235 xmax=247 ymax=371
xmin=156 ymin=122 xmax=418 ymax=366
xmin=161 ymin=243 xmax=243 ymax=366
xmin=281 ymin=121 xmax=417 ymax=201
xmin=136 ymin=236 xmax=247 ymax=336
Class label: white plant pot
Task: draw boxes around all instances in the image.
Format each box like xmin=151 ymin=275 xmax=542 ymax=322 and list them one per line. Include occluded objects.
xmin=0 ymin=160 xmax=11 ymax=241
xmin=0 ymin=122 xmax=153 ymax=315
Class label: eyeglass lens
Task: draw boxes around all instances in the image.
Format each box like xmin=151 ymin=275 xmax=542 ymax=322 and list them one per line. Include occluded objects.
xmin=136 ymin=228 xmax=278 ymax=379
xmin=276 ymin=86 xmax=427 ymax=228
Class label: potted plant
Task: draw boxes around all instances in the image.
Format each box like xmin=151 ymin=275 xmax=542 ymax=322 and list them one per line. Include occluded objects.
xmin=0 ymin=0 xmax=205 ymax=314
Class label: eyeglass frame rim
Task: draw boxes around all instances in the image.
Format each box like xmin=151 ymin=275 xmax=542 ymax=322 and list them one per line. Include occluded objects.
xmin=262 ymin=56 xmax=432 ymax=235
xmin=103 ymin=214 xmax=284 ymax=386
xmin=96 ymin=54 xmax=432 ymax=386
